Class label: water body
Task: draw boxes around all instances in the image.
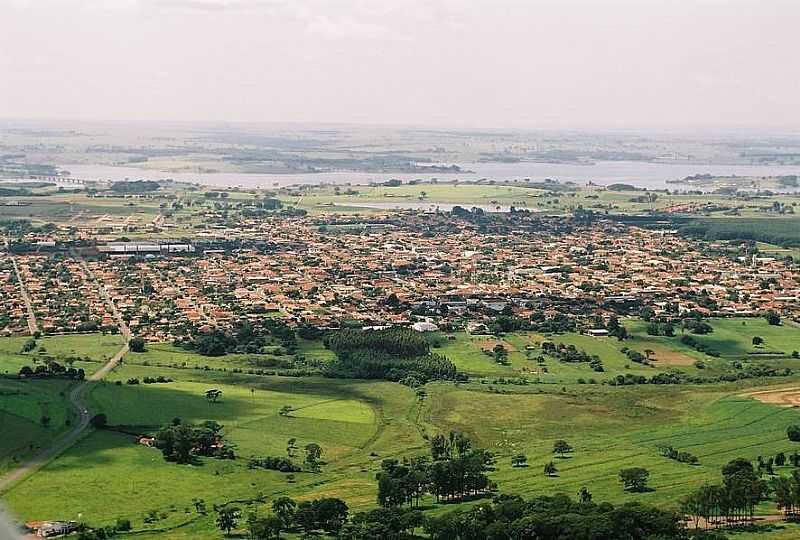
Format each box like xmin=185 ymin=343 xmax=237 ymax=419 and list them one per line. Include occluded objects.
xmin=61 ymin=161 xmax=800 ymax=191
xmin=333 ymin=202 xmax=520 ymax=213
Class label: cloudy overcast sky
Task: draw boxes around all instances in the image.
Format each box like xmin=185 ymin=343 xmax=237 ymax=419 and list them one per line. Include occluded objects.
xmin=1 ymin=0 xmax=798 ymax=129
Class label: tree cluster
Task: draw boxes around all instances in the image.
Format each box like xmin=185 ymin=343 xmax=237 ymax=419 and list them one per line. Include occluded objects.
xmin=154 ymin=419 xmax=234 ymax=464
xmin=425 ymin=493 xmax=693 ymax=540
xmin=658 ymin=444 xmax=699 ymax=465
xmin=681 ymin=458 xmax=768 ymax=528
xmin=19 ymin=361 xmax=85 ymax=380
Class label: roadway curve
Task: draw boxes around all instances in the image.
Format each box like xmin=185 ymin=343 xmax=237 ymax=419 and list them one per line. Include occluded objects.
xmin=0 ymin=250 xmax=131 ymax=492
xmin=0 ymin=343 xmax=128 ymax=493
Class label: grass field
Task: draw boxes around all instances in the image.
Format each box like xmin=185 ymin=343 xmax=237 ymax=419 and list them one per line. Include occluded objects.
xmin=4 ymin=321 xmax=800 ymax=537
xmin=0 ymin=334 xmax=125 ymax=474
xmin=426 ymin=382 xmax=800 ymax=507
xmin=433 ymin=316 xmax=800 ymax=384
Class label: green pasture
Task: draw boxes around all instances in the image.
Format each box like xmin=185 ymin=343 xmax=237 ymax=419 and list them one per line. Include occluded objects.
xmin=0 ymin=334 xmax=124 ymax=376
xmin=0 ymin=378 xmax=75 ymax=474
xmin=426 ymin=381 xmax=800 ymax=509
xmin=4 ymin=365 xmax=422 ymax=532
xmin=5 ymin=320 xmax=800 ymax=537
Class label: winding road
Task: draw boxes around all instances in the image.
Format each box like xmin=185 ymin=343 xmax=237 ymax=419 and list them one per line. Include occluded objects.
xmin=0 ymin=250 xmax=131 ymax=493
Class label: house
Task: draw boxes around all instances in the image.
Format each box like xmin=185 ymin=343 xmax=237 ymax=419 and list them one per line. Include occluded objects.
xmin=25 ymin=521 xmax=78 ymax=538
xmin=587 ymin=329 xmax=609 ymax=337
xmin=412 ymin=321 xmax=439 ymax=332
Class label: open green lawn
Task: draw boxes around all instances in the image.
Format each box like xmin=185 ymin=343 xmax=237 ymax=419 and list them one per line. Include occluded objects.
xmin=4 ymin=364 xmax=423 ymax=533
xmin=0 ymin=334 xmax=125 ymax=474
xmin=436 ymin=318 xmax=800 ymax=385
xmin=0 ymin=378 xmax=75 ymax=474
xmin=688 ymin=318 xmax=800 ymax=358
xmin=5 ymin=323 xmax=800 ymax=537
xmin=0 ymin=333 xmax=125 ymax=375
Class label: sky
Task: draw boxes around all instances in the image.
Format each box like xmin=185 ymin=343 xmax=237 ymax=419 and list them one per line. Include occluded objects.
xmin=1 ymin=0 xmax=799 ymax=130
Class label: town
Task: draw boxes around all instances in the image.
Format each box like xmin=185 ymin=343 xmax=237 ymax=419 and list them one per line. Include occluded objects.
xmin=2 ymin=206 xmax=798 ymax=343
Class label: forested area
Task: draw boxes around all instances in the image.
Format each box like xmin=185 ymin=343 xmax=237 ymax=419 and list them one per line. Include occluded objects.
xmin=323 ymin=328 xmax=464 ymax=383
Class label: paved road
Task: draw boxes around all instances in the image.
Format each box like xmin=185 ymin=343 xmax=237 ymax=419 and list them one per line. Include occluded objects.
xmin=0 ymin=250 xmax=131 ymax=493
xmin=1 ymin=237 xmax=38 ymax=336
xmin=9 ymin=256 xmax=39 ymax=336
xmin=71 ymin=249 xmax=131 ymax=340
xmin=0 ymin=342 xmax=129 ymax=493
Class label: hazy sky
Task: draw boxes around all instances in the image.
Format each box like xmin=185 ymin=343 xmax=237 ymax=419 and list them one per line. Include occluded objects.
xmin=2 ymin=0 xmax=799 ymax=129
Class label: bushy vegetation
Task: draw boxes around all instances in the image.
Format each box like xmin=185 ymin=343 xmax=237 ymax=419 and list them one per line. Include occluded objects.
xmin=681 ymin=457 xmax=768 ymax=528
xmin=542 ymin=342 xmax=605 ymax=372
xmin=18 ymin=361 xmax=85 ymax=380
xmin=174 ymin=320 xmax=296 ymax=357
xmin=376 ymin=433 xmax=494 ymax=507
xmin=110 ymin=180 xmax=161 ymax=193
xmin=247 ymin=456 xmax=302 ymax=473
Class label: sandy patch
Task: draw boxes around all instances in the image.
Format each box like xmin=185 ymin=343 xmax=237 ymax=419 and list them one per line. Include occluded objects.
xmin=745 ymin=387 xmax=800 ymax=407
xmin=474 ymin=339 xmax=517 ymax=352
xmin=642 ymin=345 xmax=696 ymax=366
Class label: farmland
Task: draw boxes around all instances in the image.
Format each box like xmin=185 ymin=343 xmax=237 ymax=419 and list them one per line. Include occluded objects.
xmin=4 ymin=317 xmax=800 ymax=537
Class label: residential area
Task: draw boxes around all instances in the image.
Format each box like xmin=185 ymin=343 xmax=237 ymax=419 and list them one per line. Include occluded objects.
xmin=2 ymin=210 xmax=798 ymax=342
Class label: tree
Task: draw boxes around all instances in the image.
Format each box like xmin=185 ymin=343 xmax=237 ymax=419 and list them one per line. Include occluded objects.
xmin=544 ymin=461 xmax=558 ymax=477
xmin=305 ymin=443 xmax=323 ymax=471
xmin=723 ymin=457 xmax=754 ymax=479
xmin=247 ymin=513 xmax=282 ymax=540
xmin=553 ymin=439 xmax=573 ymax=457
xmin=788 ymin=425 xmax=800 ymax=442
xmin=271 ymin=497 xmax=296 ymax=530
xmin=619 ymin=467 xmax=650 ymax=492
xmin=90 ymin=413 xmax=107 ymax=429
xmin=765 ymin=310 xmax=781 ymax=326
xmin=129 ymin=336 xmax=146 ymax=353
xmin=314 ymin=497 xmax=349 ymax=534
xmin=776 ymin=452 xmax=786 ymax=467
xmin=261 ymin=516 xmax=283 ymax=539
xmin=286 ymin=438 xmax=297 ymax=457
xmin=216 ymin=506 xmax=240 ymax=536
xmin=578 ymin=486 xmax=592 ymax=504
xmin=21 ymin=338 xmax=37 ymax=353
xmin=511 ymin=454 xmax=527 ymax=467
xmin=205 ymin=388 xmax=222 ymax=403
xmin=752 ymin=336 xmax=764 ymax=346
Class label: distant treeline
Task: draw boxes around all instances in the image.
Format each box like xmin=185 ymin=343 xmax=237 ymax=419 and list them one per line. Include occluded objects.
xmin=679 ymin=218 xmax=800 ymax=247
xmin=109 ymin=180 xmax=161 ymax=193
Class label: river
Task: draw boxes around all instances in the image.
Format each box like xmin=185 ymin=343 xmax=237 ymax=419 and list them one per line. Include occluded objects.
xmin=60 ymin=161 xmax=800 ymax=191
